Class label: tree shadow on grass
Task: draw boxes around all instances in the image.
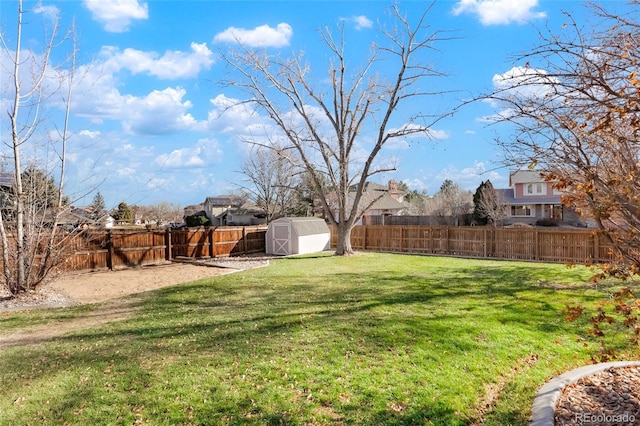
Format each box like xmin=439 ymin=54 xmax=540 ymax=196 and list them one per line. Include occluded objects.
xmin=0 ymin=258 xmax=604 ymax=425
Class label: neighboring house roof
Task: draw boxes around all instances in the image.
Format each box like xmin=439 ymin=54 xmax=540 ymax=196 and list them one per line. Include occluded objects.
xmin=359 ymin=191 xmax=406 ymax=212
xmin=56 ymin=209 xmax=93 ymax=225
xmin=0 ymin=172 xmax=13 ymax=187
xmin=230 ymin=202 xmax=266 ymax=217
xmin=497 ymin=188 xmax=562 ymax=205
xmin=509 ymin=169 xmax=545 ymax=186
xmin=350 ymin=182 xmax=388 ymax=193
xmin=204 ymin=196 xmax=240 ymax=207
xmin=183 ymin=204 xmax=203 ymax=217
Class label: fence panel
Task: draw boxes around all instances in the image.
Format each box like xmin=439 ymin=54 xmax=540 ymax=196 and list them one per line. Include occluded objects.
xmin=331 ymin=225 xmax=620 ymax=265
xmin=109 ymin=230 xmax=167 ymax=268
xmin=59 ymin=226 xmax=267 ymax=272
xmin=171 ymin=228 xmax=212 ymax=258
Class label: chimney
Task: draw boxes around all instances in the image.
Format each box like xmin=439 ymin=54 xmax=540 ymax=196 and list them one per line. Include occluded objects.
xmin=388 ymin=179 xmax=400 ymax=200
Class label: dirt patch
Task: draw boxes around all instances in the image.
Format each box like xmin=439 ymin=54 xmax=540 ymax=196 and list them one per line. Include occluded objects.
xmin=48 ymin=262 xmax=237 ymax=305
xmin=0 ymin=260 xmax=265 ymax=350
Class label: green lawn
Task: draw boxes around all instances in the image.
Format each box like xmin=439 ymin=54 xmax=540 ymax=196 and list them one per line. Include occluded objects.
xmin=0 ymin=252 xmax=636 ymax=425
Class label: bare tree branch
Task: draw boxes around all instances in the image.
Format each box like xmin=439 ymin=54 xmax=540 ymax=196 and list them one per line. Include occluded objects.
xmin=218 ymin=2 xmax=454 ymax=254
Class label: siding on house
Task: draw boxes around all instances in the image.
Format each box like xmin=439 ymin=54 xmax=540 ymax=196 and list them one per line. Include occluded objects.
xmin=499 ymin=170 xmax=583 ymax=226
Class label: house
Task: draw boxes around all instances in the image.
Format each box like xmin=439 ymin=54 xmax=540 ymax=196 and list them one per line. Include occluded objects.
xmin=351 ymin=180 xmax=408 ymax=225
xmin=225 ymin=202 xmax=267 ymax=226
xmin=57 ymin=206 xmax=115 ymax=229
xmin=202 ymin=196 xmax=238 ymax=226
xmin=183 ymin=203 xmax=203 ymax=217
xmin=199 ymin=196 xmax=266 ymax=226
xmin=0 ymin=172 xmax=14 ymax=209
xmin=496 ymin=170 xmax=582 ymax=227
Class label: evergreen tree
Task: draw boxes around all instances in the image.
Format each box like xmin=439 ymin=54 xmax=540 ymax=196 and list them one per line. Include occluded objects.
xmin=90 ymin=192 xmax=106 ymax=221
xmin=114 ymin=201 xmax=133 ymax=224
xmin=473 ymin=180 xmax=502 ymax=225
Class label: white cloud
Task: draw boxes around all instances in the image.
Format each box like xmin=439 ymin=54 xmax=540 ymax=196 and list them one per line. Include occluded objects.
xmin=123 ymin=88 xmax=197 ymax=135
xmin=78 ymin=130 xmax=101 ymax=139
xmin=156 ymin=149 xmax=203 ymax=168
xmin=73 ymin=72 xmax=201 ymax=135
xmin=100 ymin=43 xmax=214 ymax=79
xmin=352 ymin=15 xmax=373 ymax=30
xmin=479 ymin=65 xmax=558 ymax=123
xmin=214 ymin=23 xmax=293 ymax=48
xmin=207 ymin=94 xmax=273 ymax=138
xmin=385 ymin=124 xmax=450 ymax=148
xmin=452 ymin=0 xmax=546 ymax=26
xmin=33 ymin=3 xmax=60 ymax=20
xmin=154 ymin=138 xmax=223 ymax=169
xmin=436 ymin=162 xmax=506 ymax=190
xmin=83 ymin=0 xmax=148 ymax=33
xmin=145 ymin=177 xmax=172 ymax=190
xmin=117 ymin=167 xmax=137 ymax=177
xmin=402 ymin=178 xmax=428 ymax=191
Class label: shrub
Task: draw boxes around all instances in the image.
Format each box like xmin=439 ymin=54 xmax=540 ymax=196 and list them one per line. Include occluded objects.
xmin=536 ymin=218 xmax=558 ymax=227
xmin=185 ymin=213 xmax=210 ymax=227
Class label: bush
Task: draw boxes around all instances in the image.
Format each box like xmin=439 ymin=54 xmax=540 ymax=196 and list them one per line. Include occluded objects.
xmin=185 ymin=213 xmax=210 ymax=227
xmin=536 ymin=218 xmax=558 ymax=227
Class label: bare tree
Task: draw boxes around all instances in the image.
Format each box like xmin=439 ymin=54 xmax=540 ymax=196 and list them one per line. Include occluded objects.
xmin=424 ymin=179 xmax=473 ymax=224
xmin=0 ymin=0 xmax=78 ymax=295
xmin=484 ymin=1 xmax=640 ymax=276
xmin=237 ymin=147 xmax=300 ymax=223
xmin=221 ymin=3 xmax=454 ymax=255
xmin=146 ymin=202 xmax=183 ymax=225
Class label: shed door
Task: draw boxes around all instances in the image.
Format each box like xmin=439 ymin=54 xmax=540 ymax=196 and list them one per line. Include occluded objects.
xmin=272 ymin=222 xmax=291 ymax=255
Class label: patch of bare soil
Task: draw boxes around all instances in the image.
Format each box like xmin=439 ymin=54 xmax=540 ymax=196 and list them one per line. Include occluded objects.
xmin=0 ymin=260 xmax=265 ymax=350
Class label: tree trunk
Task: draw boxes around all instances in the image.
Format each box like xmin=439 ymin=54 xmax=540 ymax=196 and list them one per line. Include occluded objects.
xmin=335 ymin=221 xmax=354 ymax=255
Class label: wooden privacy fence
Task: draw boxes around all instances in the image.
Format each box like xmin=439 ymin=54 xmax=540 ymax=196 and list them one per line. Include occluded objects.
xmin=66 ymin=226 xmax=267 ymax=272
xmin=332 ymin=225 xmax=618 ymax=264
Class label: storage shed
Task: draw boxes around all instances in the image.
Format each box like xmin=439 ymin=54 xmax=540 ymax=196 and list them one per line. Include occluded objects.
xmin=266 ymin=217 xmax=331 ymax=256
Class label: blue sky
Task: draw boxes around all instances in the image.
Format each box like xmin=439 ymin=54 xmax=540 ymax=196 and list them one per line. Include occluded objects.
xmin=0 ymin=0 xmax=617 ymax=209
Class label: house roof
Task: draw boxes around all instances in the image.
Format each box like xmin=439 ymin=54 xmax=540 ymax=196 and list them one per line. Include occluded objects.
xmin=204 ymin=196 xmax=241 ymax=207
xmin=230 ymin=202 xmax=265 ymax=216
xmin=509 ymin=170 xmax=546 ymax=186
xmin=358 ymin=191 xmax=406 ymax=212
xmin=497 ymin=188 xmax=562 ymax=205
xmin=0 ymin=172 xmax=14 ymax=187
xmin=183 ymin=204 xmax=203 ymax=216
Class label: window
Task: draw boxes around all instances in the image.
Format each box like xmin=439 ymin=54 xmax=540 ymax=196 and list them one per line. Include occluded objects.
xmin=525 ymin=183 xmax=546 ymax=196
xmin=511 ymin=205 xmax=533 ymax=217
xmin=545 ymin=204 xmax=563 ymax=220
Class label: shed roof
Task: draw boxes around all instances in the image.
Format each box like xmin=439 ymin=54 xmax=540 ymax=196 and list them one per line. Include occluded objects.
xmin=272 ymin=217 xmax=329 ymax=236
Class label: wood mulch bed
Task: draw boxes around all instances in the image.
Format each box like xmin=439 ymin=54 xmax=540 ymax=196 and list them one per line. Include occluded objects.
xmin=555 ymin=365 xmax=640 ymax=425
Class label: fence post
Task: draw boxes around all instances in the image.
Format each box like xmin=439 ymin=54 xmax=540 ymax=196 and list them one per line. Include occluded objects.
xmin=165 ymin=228 xmax=172 ymax=261
xmin=534 ymin=228 xmax=539 ymax=261
xmin=363 ymin=225 xmax=368 ymax=250
xmin=243 ymin=227 xmax=247 ymax=255
xmin=445 ymin=227 xmax=450 ymax=255
xmin=483 ymin=228 xmax=487 ymax=258
xmin=106 ymin=230 xmax=114 ymax=271
xmin=401 ymin=226 xmax=406 ymax=253
xmin=209 ymin=227 xmax=215 ymax=258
